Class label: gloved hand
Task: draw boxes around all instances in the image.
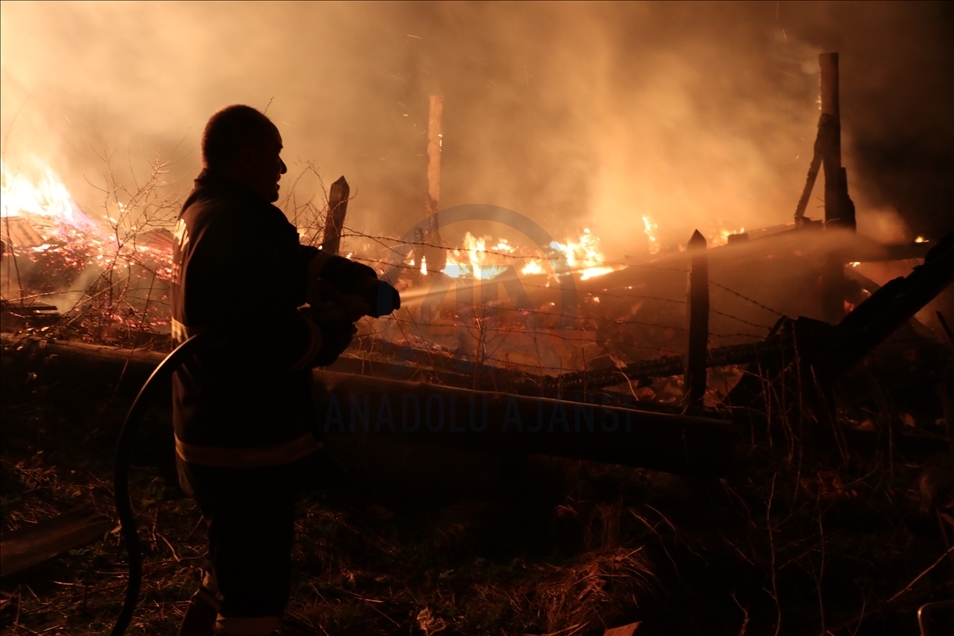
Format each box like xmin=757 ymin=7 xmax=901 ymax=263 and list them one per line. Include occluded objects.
xmin=307 ymin=254 xmax=401 ymax=319
xmin=308 ymin=302 xmax=358 ymax=367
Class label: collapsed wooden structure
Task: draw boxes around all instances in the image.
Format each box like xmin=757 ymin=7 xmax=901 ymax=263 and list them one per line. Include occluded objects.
xmin=2 ymin=51 xmax=951 ymax=483
xmin=1 ymin=227 xmax=950 ymax=480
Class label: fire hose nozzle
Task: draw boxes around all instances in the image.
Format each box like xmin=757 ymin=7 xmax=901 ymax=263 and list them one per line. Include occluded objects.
xmin=316 ymin=279 xmax=400 ymax=322
xmin=367 ymin=279 xmax=401 ymax=318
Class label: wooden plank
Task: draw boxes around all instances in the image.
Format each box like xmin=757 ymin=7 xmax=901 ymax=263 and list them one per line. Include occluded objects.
xmin=320 ymin=176 xmax=350 ymax=256
xmin=1 ymin=216 xmax=45 ymax=248
xmin=0 ymin=504 xmax=112 ymax=578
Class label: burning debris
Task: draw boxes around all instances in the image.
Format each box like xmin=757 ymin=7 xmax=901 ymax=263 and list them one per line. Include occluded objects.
xmin=1 ymin=159 xmax=176 ymax=343
xmin=1 ymin=26 xmax=952 ymax=633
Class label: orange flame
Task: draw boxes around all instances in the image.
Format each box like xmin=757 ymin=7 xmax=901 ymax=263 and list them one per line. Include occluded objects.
xmin=1 ymin=159 xmax=100 ymax=235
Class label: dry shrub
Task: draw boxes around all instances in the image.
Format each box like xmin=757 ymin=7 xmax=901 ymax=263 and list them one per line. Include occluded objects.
xmin=537 ymin=546 xmax=653 ymax=633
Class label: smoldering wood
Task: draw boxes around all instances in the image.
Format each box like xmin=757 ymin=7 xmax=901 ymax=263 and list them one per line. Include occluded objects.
xmin=685 ymin=230 xmax=709 ymax=413
xmin=0 ymin=504 xmax=112 ymax=578
xmin=320 ymin=176 xmax=350 ymax=256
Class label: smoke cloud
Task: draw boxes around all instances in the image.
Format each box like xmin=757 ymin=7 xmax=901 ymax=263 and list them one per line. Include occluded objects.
xmin=2 ymin=2 xmax=951 ymax=256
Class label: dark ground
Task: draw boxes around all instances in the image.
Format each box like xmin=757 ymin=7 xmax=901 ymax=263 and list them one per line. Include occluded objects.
xmin=1 ymin=336 xmax=953 ymax=636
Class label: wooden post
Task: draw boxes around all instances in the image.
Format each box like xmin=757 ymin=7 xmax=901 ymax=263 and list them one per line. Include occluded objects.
xmin=818 ymin=52 xmax=853 ymax=323
xmin=321 ymin=176 xmax=350 ymax=255
xmin=685 ymin=230 xmax=709 ymax=413
xmin=818 ymin=53 xmax=855 ymax=229
xmin=426 ymin=94 xmax=443 ymax=218
xmin=422 ymin=95 xmax=447 ymax=274
xmin=819 ymin=53 xmax=842 ymax=226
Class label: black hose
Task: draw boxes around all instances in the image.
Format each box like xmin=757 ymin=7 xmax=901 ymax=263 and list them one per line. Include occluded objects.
xmin=111 ymin=333 xmax=209 ymax=636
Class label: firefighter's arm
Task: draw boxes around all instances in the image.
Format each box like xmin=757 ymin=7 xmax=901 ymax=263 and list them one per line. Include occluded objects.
xmin=191 ymin=213 xmax=325 ymax=370
xmin=305 ymin=251 xmax=401 ymax=319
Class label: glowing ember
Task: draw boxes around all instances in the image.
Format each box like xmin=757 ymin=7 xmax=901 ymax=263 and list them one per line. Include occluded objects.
xmin=580 ymin=266 xmax=614 ymax=280
xmin=915 ymin=236 xmax=926 ymax=243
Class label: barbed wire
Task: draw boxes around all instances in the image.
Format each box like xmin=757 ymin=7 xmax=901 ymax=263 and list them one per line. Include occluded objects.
xmin=3 ymin=214 xmax=794 ymax=370
xmin=340 ymin=227 xmax=788 ymax=322
xmin=340 ymin=226 xmax=690 ymax=274
xmin=707 ymin=280 xmax=786 ymax=317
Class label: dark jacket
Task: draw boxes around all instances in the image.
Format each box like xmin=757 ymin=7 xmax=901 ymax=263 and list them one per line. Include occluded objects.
xmin=171 ymin=169 xmax=323 ymax=466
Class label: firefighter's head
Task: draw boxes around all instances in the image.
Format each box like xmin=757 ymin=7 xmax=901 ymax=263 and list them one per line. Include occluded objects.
xmin=202 ymin=105 xmax=287 ymax=203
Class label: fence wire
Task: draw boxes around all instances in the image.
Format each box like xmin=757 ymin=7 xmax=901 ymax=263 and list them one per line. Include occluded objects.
xmin=3 ymin=217 xmax=798 ymax=370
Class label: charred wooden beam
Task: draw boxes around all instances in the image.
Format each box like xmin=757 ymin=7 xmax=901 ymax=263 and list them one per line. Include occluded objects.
xmin=555 ymin=329 xmax=792 ymax=393
xmin=819 ymin=232 xmax=954 ymax=379
xmin=818 ymin=53 xmax=854 ymax=324
xmin=312 ymin=370 xmax=736 ymax=475
xmin=0 ymin=505 xmax=112 ymax=578
xmin=0 ymin=334 xmax=736 ymax=475
xmin=563 ymin=232 xmax=951 ymax=392
xmin=819 ymin=52 xmax=843 ymax=225
xmin=320 ymin=176 xmax=350 ymax=256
